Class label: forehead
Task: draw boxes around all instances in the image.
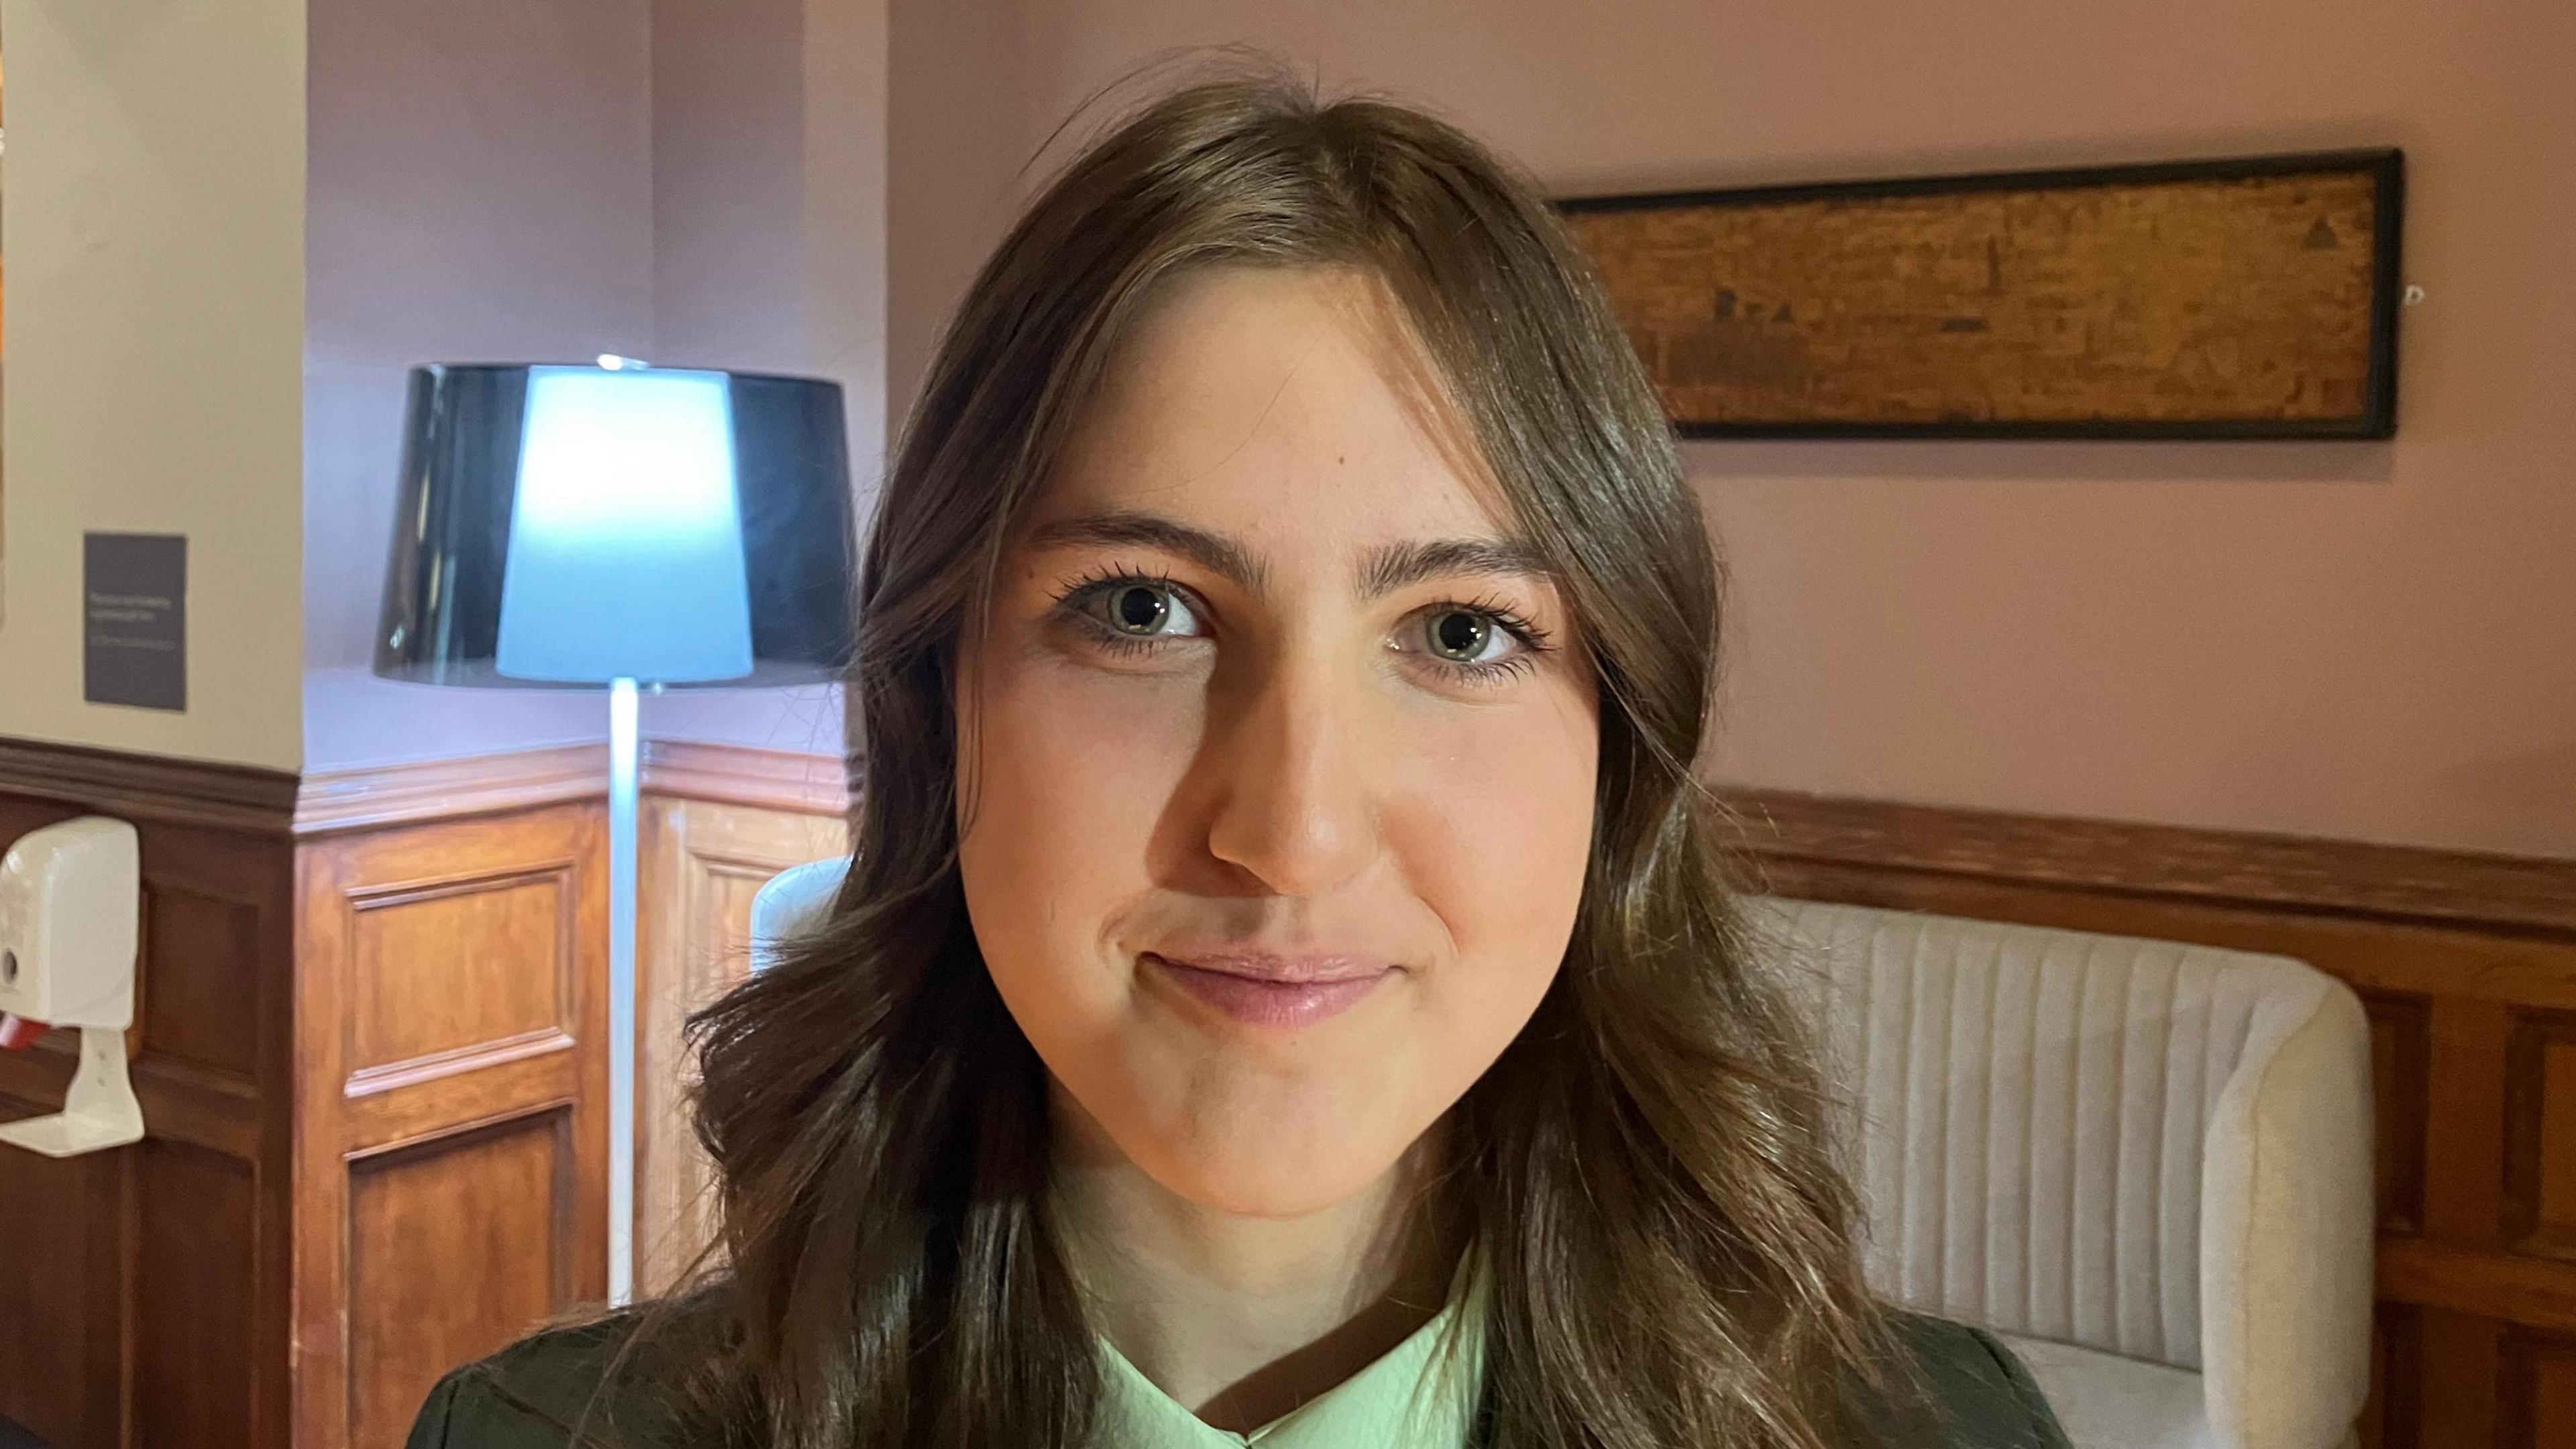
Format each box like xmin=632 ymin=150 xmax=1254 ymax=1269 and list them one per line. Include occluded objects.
xmin=1038 ymin=265 xmax=1507 ymax=543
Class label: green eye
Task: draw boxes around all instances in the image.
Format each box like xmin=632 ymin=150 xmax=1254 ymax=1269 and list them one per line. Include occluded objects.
xmin=1426 ymin=610 xmax=1493 ymax=662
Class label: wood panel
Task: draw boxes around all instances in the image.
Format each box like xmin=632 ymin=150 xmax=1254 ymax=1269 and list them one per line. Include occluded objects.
xmin=2505 ymin=1012 xmax=2576 ymax=1262
xmin=134 ymin=1140 xmax=260 ymax=1449
xmin=3 ymin=739 xmax=659 ymax=1449
xmin=345 ymin=872 xmax=571 ymax=1074
xmin=1721 ymin=787 xmax=2576 ymax=1449
xmin=2369 ymin=1303 xmax=2424 ymax=1449
xmin=140 ymin=885 xmax=267 ymax=1080
xmin=2497 ymin=1328 xmax=2576 ymax=1449
xmin=2368 ymin=991 xmax=2434 ymax=1235
xmin=633 ymin=782 xmax=845 ymax=1294
xmin=293 ymin=802 xmax=609 ymax=1449
xmin=0 ymin=1140 xmax=125 ymax=1448
xmin=345 ymin=1113 xmax=574 ymax=1449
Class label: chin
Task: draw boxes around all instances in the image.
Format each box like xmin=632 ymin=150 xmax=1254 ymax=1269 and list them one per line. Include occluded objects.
xmin=1131 ymin=1106 xmax=1419 ymax=1219
xmin=1158 ymin=1148 xmax=1398 ymax=1219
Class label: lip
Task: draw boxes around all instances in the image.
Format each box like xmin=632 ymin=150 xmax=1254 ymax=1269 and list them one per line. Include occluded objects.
xmin=1142 ymin=950 xmax=1395 ymax=1030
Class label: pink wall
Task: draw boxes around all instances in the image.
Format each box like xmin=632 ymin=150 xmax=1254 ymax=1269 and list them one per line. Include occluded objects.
xmin=888 ymin=0 xmax=1030 ymax=430
xmin=303 ymin=0 xmax=885 ymax=768
xmin=303 ymin=0 xmax=658 ymax=768
xmin=655 ymin=0 xmax=809 ymax=371
xmin=888 ymin=0 xmax=2576 ymax=859
xmin=638 ymin=0 xmax=883 ymax=759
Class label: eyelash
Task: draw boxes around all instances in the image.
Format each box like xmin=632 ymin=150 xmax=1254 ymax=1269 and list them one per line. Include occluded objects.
xmin=1046 ymin=563 xmax=1556 ymax=687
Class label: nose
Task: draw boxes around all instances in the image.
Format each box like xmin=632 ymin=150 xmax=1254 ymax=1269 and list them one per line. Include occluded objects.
xmin=1199 ymin=645 xmax=1377 ymax=898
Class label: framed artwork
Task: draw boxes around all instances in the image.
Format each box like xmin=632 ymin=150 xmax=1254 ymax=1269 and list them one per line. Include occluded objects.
xmin=1557 ymin=148 xmax=2402 ymax=439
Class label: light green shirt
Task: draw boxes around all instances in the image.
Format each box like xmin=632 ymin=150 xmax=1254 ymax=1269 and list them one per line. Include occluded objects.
xmin=1091 ymin=1261 xmax=1488 ymax=1448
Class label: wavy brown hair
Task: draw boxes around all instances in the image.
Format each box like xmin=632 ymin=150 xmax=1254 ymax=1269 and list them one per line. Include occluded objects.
xmin=614 ymin=60 xmax=1896 ymax=1449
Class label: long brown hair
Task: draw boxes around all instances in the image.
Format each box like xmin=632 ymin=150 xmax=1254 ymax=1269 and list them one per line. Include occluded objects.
xmin=622 ymin=58 xmax=1892 ymax=1449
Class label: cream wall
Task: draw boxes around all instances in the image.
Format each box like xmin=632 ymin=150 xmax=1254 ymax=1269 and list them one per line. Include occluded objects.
xmin=890 ymin=0 xmax=2576 ymax=859
xmin=0 ymin=0 xmax=309 ymax=771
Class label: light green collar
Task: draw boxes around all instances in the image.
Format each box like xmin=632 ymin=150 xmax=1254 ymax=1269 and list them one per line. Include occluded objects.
xmin=1091 ymin=1256 xmax=1488 ymax=1448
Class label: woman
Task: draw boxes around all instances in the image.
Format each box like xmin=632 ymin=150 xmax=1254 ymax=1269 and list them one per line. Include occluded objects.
xmin=407 ymin=68 xmax=2069 ymax=1449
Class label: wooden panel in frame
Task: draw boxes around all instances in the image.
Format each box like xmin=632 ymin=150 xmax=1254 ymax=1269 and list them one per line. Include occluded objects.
xmin=1559 ymin=148 xmax=2403 ymax=439
xmin=343 ymin=1111 xmax=578 ymax=1449
xmin=2504 ymin=1010 xmax=2576 ymax=1263
xmin=2496 ymin=1326 xmax=2576 ymax=1449
xmin=133 ymin=1138 xmax=263 ymax=1449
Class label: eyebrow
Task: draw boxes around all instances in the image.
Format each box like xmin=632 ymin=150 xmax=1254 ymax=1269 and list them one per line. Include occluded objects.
xmin=1020 ymin=510 xmax=1554 ymax=601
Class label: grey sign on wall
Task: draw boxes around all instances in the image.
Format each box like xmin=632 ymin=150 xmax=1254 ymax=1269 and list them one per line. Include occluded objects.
xmin=84 ymin=533 xmax=188 ymax=712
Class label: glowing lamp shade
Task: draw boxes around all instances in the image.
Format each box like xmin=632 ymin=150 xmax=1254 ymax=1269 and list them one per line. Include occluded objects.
xmin=374 ymin=362 xmax=854 ymax=690
xmin=497 ymin=367 xmax=752 ymax=683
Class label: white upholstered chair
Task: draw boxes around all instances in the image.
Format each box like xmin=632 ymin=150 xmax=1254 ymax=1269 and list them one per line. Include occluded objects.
xmin=1741 ymin=896 xmax=2375 ymax=1449
xmin=749 ymin=863 xmax=2375 ymax=1449
xmin=748 ymin=855 xmax=850 ymax=971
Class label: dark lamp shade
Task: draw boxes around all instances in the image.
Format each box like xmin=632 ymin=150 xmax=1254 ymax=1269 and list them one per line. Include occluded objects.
xmin=374 ymin=362 xmax=857 ymax=689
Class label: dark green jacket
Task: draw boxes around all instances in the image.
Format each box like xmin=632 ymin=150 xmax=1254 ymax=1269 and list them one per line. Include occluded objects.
xmin=404 ymin=1311 xmax=2070 ymax=1448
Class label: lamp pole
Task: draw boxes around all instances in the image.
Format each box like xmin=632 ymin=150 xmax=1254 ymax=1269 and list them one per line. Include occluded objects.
xmin=607 ymin=676 xmax=640 ymax=1305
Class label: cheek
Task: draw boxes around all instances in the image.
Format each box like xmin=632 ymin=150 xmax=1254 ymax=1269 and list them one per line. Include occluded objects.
xmin=1387 ymin=687 xmax=1599 ymax=1040
xmin=956 ymin=648 xmax=1201 ymax=1000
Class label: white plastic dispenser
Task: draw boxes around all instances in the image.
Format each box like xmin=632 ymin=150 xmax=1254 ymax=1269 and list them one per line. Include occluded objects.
xmin=0 ymin=816 xmax=145 ymax=1157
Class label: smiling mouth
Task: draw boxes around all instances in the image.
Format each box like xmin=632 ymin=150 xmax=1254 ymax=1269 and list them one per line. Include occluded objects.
xmin=1140 ymin=951 xmax=1394 ymax=1029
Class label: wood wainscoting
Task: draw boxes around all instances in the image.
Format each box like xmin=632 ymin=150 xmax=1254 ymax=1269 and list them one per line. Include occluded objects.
xmin=0 ymin=737 xmax=845 ymax=1449
xmin=0 ymin=741 xmax=302 ymax=1449
xmin=633 ymin=742 xmax=847 ymax=1294
xmin=289 ymin=763 xmax=611 ymax=1449
xmin=0 ymin=741 xmax=622 ymax=1449
xmin=1721 ymin=788 xmax=2576 ymax=1449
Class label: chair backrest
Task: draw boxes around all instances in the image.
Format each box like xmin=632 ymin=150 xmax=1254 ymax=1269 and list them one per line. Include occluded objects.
xmin=749 ymin=856 xmax=852 ymax=970
xmin=1741 ymin=895 xmax=2347 ymax=1373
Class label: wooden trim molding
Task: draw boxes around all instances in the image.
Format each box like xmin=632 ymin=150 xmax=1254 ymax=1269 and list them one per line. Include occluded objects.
xmin=0 ymin=735 xmax=854 ymax=838
xmin=298 ymin=740 xmax=851 ymax=835
xmin=297 ymin=739 xmax=857 ymax=833
xmin=1717 ymin=786 xmax=2576 ymax=933
xmin=639 ymin=739 xmax=851 ymax=816
xmin=0 ymin=735 xmax=300 ymax=833
xmin=294 ymin=745 xmax=610 ymax=836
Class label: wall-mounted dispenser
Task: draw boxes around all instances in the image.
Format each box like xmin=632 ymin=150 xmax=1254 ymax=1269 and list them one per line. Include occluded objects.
xmin=0 ymin=816 xmax=145 ymax=1157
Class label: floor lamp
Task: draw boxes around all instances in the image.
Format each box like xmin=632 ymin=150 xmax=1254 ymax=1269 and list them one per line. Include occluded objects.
xmin=374 ymin=359 xmax=854 ymax=1304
